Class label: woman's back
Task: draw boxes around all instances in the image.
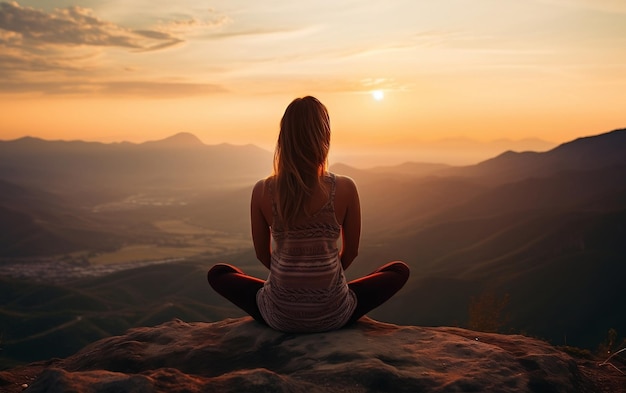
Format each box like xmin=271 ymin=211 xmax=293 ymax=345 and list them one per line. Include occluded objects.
xmin=252 ymin=172 xmax=362 ymax=270
xmin=256 ymin=173 xmax=357 ymax=332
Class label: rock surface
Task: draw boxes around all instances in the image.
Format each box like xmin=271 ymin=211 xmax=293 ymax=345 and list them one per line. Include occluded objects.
xmin=1 ymin=317 xmax=622 ymax=392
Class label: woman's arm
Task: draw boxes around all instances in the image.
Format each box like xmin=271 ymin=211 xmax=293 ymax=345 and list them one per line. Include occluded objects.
xmin=251 ymin=179 xmax=271 ymax=269
xmin=339 ymin=177 xmax=361 ymax=270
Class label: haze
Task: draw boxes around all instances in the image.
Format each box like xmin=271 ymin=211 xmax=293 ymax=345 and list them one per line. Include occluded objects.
xmin=1 ymin=0 xmax=626 ymax=165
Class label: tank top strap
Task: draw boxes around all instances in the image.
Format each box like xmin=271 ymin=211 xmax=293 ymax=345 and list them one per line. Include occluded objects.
xmin=327 ymin=172 xmax=337 ymax=212
xmin=267 ymin=177 xmax=278 ymax=222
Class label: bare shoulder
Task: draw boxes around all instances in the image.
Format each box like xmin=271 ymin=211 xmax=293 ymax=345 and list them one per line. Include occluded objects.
xmin=252 ymin=177 xmax=272 ymax=201
xmin=252 ymin=179 xmax=263 ymax=198
xmin=253 ymin=178 xmax=265 ymax=192
xmin=334 ymin=174 xmax=358 ymax=193
xmin=333 ymin=174 xmax=359 ymax=205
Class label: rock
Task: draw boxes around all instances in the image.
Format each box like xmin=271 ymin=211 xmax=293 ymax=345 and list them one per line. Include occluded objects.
xmin=0 ymin=317 xmax=619 ymax=392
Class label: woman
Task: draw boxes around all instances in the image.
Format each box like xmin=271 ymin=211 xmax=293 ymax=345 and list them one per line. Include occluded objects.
xmin=207 ymin=96 xmax=409 ymax=333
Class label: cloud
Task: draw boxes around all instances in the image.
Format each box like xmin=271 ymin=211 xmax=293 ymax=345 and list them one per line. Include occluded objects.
xmin=0 ymin=2 xmax=233 ymax=97
xmin=100 ymin=81 xmax=226 ymax=97
xmin=0 ymin=79 xmax=226 ymax=97
xmin=0 ymin=48 xmax=86 ymax=73
xmin=205 ymin=26 xmax=315 ymax=41
xmin=155 ymin=11 xmax=232 ymax=37
xmin=0 ymin=1 xmax=181 ymax=50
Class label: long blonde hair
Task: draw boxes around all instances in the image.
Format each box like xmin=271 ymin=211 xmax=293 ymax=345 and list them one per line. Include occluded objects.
xmin=273 ymin=96 xmax=331 ymax=227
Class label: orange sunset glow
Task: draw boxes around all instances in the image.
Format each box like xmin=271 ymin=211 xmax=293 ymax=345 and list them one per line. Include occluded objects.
xmin=2 ymin=2 xmax=626 ymax=384
xmin=1 ymin=0 xmax=625 ymax=165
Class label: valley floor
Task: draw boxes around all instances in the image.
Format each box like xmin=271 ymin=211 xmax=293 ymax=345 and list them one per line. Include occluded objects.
xmin=0 ymin=256 xmax=185 ymax=283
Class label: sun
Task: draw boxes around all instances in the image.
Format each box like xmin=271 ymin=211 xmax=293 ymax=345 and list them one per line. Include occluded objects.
xmin=371 ymin=90 xmax=384 ymax=101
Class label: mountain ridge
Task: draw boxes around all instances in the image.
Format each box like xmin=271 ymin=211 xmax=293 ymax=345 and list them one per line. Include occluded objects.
xmin=441 ymin=128 xmax=626 ymax=183
xmin=0 ymin=127 xmax=625 ymax=370
xmin=0 ymin=132 xmax=273 ymax=196
xmin=140 ymin=132 xmax=205 ymax=148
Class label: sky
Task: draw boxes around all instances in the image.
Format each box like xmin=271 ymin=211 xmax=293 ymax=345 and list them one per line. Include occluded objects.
xmin=1 ymin=0 xmax=625 ymax=165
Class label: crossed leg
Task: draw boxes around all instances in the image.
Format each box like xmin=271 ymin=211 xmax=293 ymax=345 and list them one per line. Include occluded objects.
xmin=207 ymin=260 xmax=410 ymax=328
xmin=347 ymin=261 xmax=410 ymax=325
xmin=207 ymin=263 xmax=266 ymax=324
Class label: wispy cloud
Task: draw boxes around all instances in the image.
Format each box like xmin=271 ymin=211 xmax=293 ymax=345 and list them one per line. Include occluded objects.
xmin=99 ymin=80 xmax=226 ymax=97
xmin=154 ymin=10 xmax=232 ymax=38
xmin=0 ymin=1 xmax=231 ymax=96
xmin=0 ymin=1 xmax=181 ymax=50
xmin=0 ymin=79 xmax=226 ymax=97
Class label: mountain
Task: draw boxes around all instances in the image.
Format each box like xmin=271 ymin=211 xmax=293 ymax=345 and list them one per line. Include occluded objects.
xmin=0 ymin=134 xmax=273 ymax=256
xmin=347 ymin=130 xmax=626 ymax=349
xmin=0 ymin=134 xmax=273 ymax=203
xmin=140 ymin=132 xmax=205 ymax=149
xmin=441 ymin=128 xmax=626 ymax=184
xmin=0 ymin=128 xmax=625 ymax=369
xmin=368 ymin=161 xmax=451 ymax=177
xmin=0 ymin=252 xmax=265 ymax=369
xmin=0 ymin=179 xmax=128 ymax=257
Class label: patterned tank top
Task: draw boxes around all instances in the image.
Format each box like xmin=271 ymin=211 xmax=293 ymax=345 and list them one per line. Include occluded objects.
xmin=256 ymin=172 xmax=357 ymax=332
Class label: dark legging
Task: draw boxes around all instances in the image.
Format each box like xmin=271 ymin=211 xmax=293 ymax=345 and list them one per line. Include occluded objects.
xmin=207 ymin=261 xmax=410 ymax=328
xmin=345 ymin=261 xmax=410 ymax=324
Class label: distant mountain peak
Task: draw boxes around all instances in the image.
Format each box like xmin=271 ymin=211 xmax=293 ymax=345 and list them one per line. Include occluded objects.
xmin=143 ymin=132 xmax=205 ymax=148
